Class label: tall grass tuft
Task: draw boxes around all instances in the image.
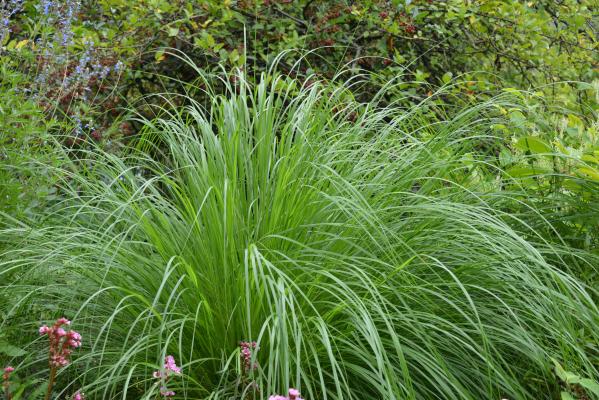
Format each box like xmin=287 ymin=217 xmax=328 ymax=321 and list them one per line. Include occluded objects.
xmin=1 ymin=66 xmax=598 ymax=399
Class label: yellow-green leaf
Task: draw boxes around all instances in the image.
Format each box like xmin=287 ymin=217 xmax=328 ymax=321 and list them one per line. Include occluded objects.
xmin=577 ymin=167 xmax=599 ymax=181
xmin=15 ymin=39 xmax=29 ymax=49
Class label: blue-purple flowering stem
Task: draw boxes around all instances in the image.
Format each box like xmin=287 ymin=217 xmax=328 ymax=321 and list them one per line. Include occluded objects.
xmin=42 ymin=0 xmax=54 ymax=16
xmin=0 ymin=0 xmax=24 ymax=44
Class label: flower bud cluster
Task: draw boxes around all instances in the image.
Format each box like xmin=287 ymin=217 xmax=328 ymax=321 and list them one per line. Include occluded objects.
xmin=153 ymin=355 xmax=181 ymax=398
xmin=39 ymin=317 xmax=82 ymax=368
xmin=240 ymin=341 xmax=258 ymax=372
xmin=269 ymin=388 xmax=304 ymax=400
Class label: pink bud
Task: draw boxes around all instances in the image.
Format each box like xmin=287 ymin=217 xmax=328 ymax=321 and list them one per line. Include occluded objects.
xmin=55 ymin=328 xmax=67 ymax=337
xmin=164 ymin=355 xmax=181 ymax=374
xmin=73 ymin=391 xmax=85 ymax=400
xmin=160 ymin=388 xmax=175 ymax=397
xmin=69 ymin=331 xmax=82 ymax=341
xmin=56 ymin=317 xmax=71 ymax=326
xmin=39 ymin=325 xmax=50 ymax=335
xmin=3 ymin=366 xmax=14 ymax=373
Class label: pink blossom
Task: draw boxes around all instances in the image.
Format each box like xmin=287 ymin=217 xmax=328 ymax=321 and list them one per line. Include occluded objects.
xmin=73 ymin=391 xmax=85 ymax=400
xmin=164 ymin=355 xmax=181 ymax=374
xmin=2 ymin=365 xmax=14 ymax=382
xmin=268 ymin=388 xmax=303 ymax=400
xmin=56 ymin=317 xmax=71 ymax=326
xmin=153 ymin=355 xmax=181 ymax=398
xmin=2 ymin=366 xmax=15 ymax=399
xmin=160 ymin=387 xmax=175 ymax=397
xmin=240 ymin=340 xmax=258 ymax=371
xmin=288 ymin=388 xmax=301 ymax=399
xmin=51 ymin=354 xmax=69 ymax=367
xmin=39 ymin=318 xmax=82 ymax=370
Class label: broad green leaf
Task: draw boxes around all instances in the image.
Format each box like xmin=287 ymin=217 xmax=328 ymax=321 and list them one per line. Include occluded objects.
xmin=579 ymin=378 xmax=599 ymax=396
xmin=553 ymin=358 xmax=568 ymax=381
xmin=515 ymin=136 xmax=552 ymax=154
xmin=0 ymin=342 xmax=26 ymax=357
xmin=564 ymin=371 xmax=580 ymax=384
xmin=509 ymin=110 xmax=527 ymax=125
xmin=505 ymin=165 xmax=550 ymax=177
xmin=154 ymin=50 xmax=165 ymax=63
xmin=560 ymin=392 xmax=575 ymax=400
xmin=577 ymin=167 xmax=599 ymax=181
xmin=581 ymin=155 xmax=598 ymax=164
xmin=498 ymin=148 xmax=513 ymax=166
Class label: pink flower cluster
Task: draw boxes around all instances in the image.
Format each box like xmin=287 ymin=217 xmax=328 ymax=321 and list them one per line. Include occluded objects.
xmin=153 ymin=355 xmax=181 ymax=398
xmin=39 ymin=317 xmax=82 ymax=367
xmin=73 ymin=390 xmax=85 ymax=400
xmin=2 ymin=366 xmax=14 ymax=380
xmin=3 ymin=366 xmax=15 ymax=400
xmin=153 ymin=355 xmax=182 ymax=378
xmin=269 ymin=388 xmax=303 ymax=400
xmin=240 ymin=341 xmax=258 ymax=371
xmin=2 ymin=366 xmax=14 ymax=382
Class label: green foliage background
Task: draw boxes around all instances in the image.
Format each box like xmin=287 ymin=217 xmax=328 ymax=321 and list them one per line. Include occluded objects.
xmin=2 ymin=0 xmax=597 ymax=228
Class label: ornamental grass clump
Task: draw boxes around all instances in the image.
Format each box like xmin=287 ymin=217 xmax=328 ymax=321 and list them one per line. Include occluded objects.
xmin=0 ymin=63 xmax=598 ymax=399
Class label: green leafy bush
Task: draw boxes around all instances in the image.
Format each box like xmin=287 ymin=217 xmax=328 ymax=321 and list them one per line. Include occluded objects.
xmin=0 ymin=64 xmax=62 ymax=220
xmin=4 ymin=0 xmax=597 ymax=111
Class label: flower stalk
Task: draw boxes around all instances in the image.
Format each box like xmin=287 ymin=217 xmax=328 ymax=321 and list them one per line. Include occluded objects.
xmin=39 ymin=317 xmax=82 ymax=400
